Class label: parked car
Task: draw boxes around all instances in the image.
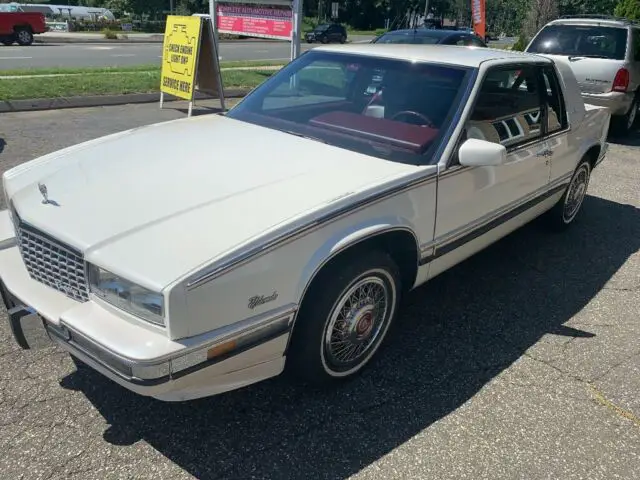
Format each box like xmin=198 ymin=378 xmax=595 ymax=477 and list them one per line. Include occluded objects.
xmin=305 ymin=23 xmax=347 ymax=44
xmin=526 ymin=15 xmax=640 ymax=136
xmin=0 ymin=4 xmax=47 ymax=46
xmin=372 ymin=28 xmax=487 ymax=47
xmin=0 ymin=44 xmax=610 ymax=402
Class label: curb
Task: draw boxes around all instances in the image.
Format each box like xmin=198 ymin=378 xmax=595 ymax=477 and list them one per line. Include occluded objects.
xmin=0 ymin=89 xmax=249 ymax=114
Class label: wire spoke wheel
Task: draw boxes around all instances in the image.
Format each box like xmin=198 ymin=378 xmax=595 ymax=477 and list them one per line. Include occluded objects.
xmin=286 ymin=250 xmax=401 ymax=385
xmin=563 ymin=164 xmax=590 ymax=224
xmin=322 ymin=271 xmax=395 ymax=375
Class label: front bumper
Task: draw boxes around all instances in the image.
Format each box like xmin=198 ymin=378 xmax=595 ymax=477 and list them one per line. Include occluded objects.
xmin=582 ymin=91 xmax=634 ymax=116
xmin=0 ymin=211 xmax=292 ymax=401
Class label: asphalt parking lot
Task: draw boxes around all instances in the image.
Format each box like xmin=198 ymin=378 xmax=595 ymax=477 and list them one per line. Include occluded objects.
xmin=0 ymin=102 xmax=639 ymax=480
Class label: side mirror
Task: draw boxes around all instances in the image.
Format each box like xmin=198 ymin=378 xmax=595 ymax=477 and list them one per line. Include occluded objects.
xmin=458 ymin=138 xmax=507 ymax=167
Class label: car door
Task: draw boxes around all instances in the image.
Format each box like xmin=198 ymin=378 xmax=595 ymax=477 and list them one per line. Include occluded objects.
xmin=538 ymin=63 xmax=575 ymax=186
xmin=428 ymin=64 xmax=552 ymax=278
xmin=328 ymin=25 xmax=340 ymax=42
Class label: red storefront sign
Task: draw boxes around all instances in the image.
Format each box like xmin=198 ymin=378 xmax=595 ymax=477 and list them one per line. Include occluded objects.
xmin=216 ymin=4 xmax=292 ymax=40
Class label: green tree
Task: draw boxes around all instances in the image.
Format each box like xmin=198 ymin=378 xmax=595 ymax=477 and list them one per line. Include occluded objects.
xmin=104 ymin=0 xmax=130 ymax=16
xmin=614 ymin=0 xmax=640 ymax=19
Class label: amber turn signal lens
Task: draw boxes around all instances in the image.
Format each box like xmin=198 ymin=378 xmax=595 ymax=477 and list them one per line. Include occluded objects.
xmin=207 ymin=340 xmax=237 ymax=359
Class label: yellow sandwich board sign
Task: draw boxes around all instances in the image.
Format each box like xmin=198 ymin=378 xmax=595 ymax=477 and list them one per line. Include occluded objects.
xmin=160 ymin=15 xmax=225 ymax=116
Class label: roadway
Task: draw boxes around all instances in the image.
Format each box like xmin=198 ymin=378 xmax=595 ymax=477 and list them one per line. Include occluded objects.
xmin=0 ymin=40 xmax=366 ymax=70
xmin=0 ymin=36 xmax=514 ymax=70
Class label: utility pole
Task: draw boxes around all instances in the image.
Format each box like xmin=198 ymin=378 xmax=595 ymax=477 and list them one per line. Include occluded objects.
xmin=423 ymin=0 xmax=429 ymax=22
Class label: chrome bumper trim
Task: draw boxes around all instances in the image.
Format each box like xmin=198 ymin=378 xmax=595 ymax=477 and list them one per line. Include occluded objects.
xmin=2 ymin=280 xmax=296 ymax=387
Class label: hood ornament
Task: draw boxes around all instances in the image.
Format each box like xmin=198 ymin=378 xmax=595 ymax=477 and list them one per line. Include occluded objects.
xmin=38 ymin=182 xmax=59 ymax=206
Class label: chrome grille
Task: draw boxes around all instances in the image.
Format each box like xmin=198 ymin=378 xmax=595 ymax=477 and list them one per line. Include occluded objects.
xmin=16 ymin=223 xmax=89 ymax=302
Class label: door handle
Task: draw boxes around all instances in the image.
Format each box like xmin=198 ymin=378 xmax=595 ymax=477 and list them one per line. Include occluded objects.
xmin=536 ymin=149 xmax=553 ymax=158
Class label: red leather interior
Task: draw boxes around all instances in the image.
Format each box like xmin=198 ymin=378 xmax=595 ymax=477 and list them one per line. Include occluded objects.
xmin=309 ymin=111 xmax=439 ymax=154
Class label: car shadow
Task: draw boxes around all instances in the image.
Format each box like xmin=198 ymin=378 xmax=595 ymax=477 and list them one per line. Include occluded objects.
xmin=59 ymin=195 xmax=640 ymax=480
xmin=608 ymin=129 xmax=640 ymax=147
xmin=607 ymin=119 xmax=640 ymax=146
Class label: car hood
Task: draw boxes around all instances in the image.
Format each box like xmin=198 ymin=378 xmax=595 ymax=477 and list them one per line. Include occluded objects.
xmin=5 ymin=114 xmax=417 ymax=290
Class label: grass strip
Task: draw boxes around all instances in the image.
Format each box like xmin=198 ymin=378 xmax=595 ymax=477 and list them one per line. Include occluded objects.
xmin=0 ymin=60 xmax=287 ymax=78
xmin=0 ymin=69 xmax=275 ymax=101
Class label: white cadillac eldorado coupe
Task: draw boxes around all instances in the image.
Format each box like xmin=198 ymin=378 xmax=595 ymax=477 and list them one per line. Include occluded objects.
xmin=0 ymin=45 xmax=610 ymax=402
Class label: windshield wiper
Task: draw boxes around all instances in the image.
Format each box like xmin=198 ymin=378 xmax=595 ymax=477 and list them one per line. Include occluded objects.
xmin=279 ymin=129 xmax=327 ymax=144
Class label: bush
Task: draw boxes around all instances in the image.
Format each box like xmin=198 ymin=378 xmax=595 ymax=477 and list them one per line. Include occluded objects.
xmin=302 ymin=17 xmax=318 ymax=32
xmin=102 ymin=28 xmax=118 ymax=40
xmin=511 ymin=33 xmax=529 ymax=52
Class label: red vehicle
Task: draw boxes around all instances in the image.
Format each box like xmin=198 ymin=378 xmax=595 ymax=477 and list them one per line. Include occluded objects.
xmin=0 ymin=7 xmax=47 ymax=46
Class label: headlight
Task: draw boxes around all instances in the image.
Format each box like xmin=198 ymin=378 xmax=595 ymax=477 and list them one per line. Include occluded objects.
xmin=88 ymin=265 xmax=165 ymax=326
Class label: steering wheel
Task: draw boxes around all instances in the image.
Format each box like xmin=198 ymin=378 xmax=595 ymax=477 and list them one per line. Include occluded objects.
xmin=391 ymin=110 xmax=435 ymax=127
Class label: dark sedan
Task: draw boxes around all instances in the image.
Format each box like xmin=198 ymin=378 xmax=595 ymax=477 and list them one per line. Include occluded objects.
xmin=372 ymin=28 xmax=487 ymax=47
xmin=305 ymin=23 xmax=347 ymax=44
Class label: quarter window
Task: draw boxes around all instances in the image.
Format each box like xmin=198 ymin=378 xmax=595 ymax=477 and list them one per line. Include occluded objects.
xmin=541 ymin=66 xmax=568 ymax=134
xmin=465 ymin=66 xmax=543 ymax=148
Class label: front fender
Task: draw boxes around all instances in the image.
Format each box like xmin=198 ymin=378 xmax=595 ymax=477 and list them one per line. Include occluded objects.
xmin=295 ymin=216 xmax=419 ymax=301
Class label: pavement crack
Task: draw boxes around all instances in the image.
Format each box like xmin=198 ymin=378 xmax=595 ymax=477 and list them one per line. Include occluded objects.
xmin=523 ymin=352 xmax=587 ymax=383
xmin=526 ymin=351 xmax=640 ymax=429
xmin=591 ymin=349 xmax=640 ymax=383
xmin=588 ymin=383 xmax=640 ymax=428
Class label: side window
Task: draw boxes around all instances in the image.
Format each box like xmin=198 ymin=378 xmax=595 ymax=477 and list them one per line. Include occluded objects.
xmin=541 ymin=66 xmax=568 ymax=134
xmin=634 ymin=29 xmax=640 ymax=61
xmin=465 ymin=66 xmax=543 ymax=149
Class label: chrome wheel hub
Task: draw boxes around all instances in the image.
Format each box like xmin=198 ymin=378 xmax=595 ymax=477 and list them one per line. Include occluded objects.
xmin=353 ymin=308 xmax=374 ymax=340
xmin=323 ymin=275 xmax=390 ymax=370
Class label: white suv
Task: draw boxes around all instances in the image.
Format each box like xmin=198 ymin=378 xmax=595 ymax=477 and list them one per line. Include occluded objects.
xmin=526 ymin=15 xmax=640 ymax=136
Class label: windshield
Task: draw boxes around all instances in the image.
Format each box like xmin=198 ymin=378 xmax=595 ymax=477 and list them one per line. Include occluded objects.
xmin=0 ymin=4 xmax=21 ymax=11
xmin=226 ymin=51 xmax=472 ymax=165
xmin=527 ymin=24 xmax=628 ymax=60
xmin=373 ymin=32 xmax=442 ymax=45
xmin=374 ymin=32 xmax=442 ymax=45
